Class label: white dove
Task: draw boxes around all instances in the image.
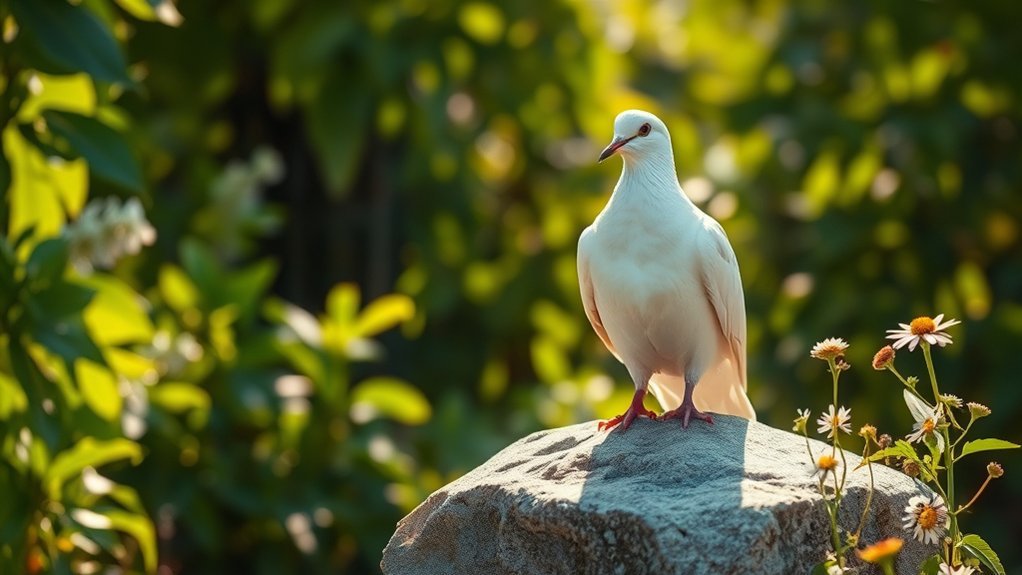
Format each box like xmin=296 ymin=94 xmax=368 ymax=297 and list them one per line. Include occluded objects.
xmin=578 ymin=110 xmax=756 ymax=430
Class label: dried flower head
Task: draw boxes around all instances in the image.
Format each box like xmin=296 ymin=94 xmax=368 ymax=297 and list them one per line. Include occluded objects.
xmin=941 ymin=394 xmax=963 ymax=408
xmin=835 ymin=359 xmax=851 ymax=371
xmin=901 ymin=459 xmax=920 ymax=478
xmin=858 ymin=424 xmax=877 ymax=440
xmin=967 ymin=402 xmax=991 ymax=419
xmin=857 ymin=537 xmax=903 ymax=564
xmin=871 ymin=345 xmax=896 ymax=370
xmin=903 ymin=493 xmax=948 ymax=545
xmin=886 ymin=314 xmax=961 ymax=351
xmin=792 ymin=408 xmax=811 ymax=434
xmin=987 ymin=462 xmax=1004 ymax=479
xmin=878 ymin=434 xmax=892 ymax=449
xmin=816 ymin=404 xmax=852 ymax=438
xmin=810 ymin=337 xmax=849 ymax=361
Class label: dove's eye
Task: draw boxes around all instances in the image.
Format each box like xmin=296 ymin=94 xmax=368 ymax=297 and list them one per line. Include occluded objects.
xmin=638 ymin=123 xmax=651 ymax=137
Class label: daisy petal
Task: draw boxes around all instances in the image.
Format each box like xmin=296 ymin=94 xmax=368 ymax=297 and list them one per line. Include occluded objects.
xmin=933 ymin=313 xmax=944 ymax=324
xmin=908 ymin=338 xmax=919 ymax=351
xmin=924 ymin=333 xmax=937 ymax=345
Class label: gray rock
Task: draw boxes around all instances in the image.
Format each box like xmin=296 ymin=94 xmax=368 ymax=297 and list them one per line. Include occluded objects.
xmin=382 ymin=416 xmax=936 ymax=575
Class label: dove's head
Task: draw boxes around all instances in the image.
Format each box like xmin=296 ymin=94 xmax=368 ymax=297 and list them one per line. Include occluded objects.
xmin=599 ymin=110 xmax=672 ymax=164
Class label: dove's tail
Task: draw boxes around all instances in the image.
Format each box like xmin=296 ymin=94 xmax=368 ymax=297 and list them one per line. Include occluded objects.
xmin=648 ymin=359 xmax=756 ymax=420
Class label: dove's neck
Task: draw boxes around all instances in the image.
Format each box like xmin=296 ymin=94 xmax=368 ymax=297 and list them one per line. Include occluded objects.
xmin=608 ymin=150 xmax=694 ymax=214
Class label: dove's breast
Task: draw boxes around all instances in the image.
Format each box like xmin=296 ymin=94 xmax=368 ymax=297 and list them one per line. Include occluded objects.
xmin=584 ymin=213 xmax=723 ymax=378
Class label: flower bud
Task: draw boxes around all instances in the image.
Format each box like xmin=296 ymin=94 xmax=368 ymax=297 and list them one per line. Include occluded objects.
xmin=878 ymin=434 xmax=893 ymax=449
xmin=967 ymin=402 xmax=991 ymax=419
xmin=872 ymin=345 xmax=895 ymax=370
xmin=987 ymin=462 xmax=1004 ymax=479
xmin=858 ymin=424 xmax=877 ymax=440
xmin=901 ymin=459 xmax=920 ymax=478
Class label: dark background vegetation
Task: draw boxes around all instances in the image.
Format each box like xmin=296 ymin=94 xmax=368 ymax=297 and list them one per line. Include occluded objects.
xmin=1 ymin=0 xmax=1020 ymax=573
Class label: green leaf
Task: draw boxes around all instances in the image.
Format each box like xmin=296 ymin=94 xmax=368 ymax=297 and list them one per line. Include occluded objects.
xmin=105 ymin=509 xmax=157 ymax=573
xmin=46 ymin=438 xmax=142 ymax=499
xmin=959 ymin=438 xmax=1021 ymax=459
xmin=42 ymin=110 xmax=143 ymax=192
xmin=25 ymin=237 xmax=69 ymax=286
xmin=27 ymin=280 xmax=95 ymax=320
xmin=354 ymin=294 xmax=415 ymax=338
xmin=158 ymin=264 xmax=199 ymax=312
xmin=918 ymin=554 xmax=942 ymax=575
xmin=149 ymin=382 xmax=210 ymax=414
xmin=350 ymin=377 xmax=431 ymax=426
xmin=959 ymin=533 xmax=1005 ymax=575
xmin=306 ymin=71 xmax=369 ymax=197
xmin=11 ymin=0 xmax=131 ymax=84
xmin=75 ymin=359 xmax=122 ymax=422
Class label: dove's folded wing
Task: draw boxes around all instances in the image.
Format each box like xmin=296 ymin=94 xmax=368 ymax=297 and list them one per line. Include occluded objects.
xmin=698 ymin=218 xmax=748 ymax=390
xmin=577 ymin=230 xmax=620 ymax=361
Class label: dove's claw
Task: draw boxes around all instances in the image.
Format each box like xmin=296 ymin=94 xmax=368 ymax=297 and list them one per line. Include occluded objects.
xmin=661 ymin=399 xmax=713 ymax=429
xmin=598 ymin=388 xmax=657 ymax=431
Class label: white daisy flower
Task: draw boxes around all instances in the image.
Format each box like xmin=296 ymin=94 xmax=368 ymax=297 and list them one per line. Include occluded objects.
xmin=886 ymin=314 xmax=961 ymax=351
xmin=816 ymin=404 xmax=852 ymax=438
xmin=905 ymin=399 xmax=945 ymax=452
xmin=903 ymin=493 xmax=948 ymax=545
xmin=810 ymin=337 xmax=849 ymax=361
xmin=938 ymin=562 xmax=975 ymax=575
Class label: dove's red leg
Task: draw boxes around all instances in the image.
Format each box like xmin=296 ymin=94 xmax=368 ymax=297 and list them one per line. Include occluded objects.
xmin=661 ymin=378 xmax=713 ymax=429
xmin=598 ymin=387 xmax=658 ymax=431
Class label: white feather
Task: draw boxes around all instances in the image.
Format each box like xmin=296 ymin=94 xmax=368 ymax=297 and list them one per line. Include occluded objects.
xmin=578 ymin=110 xmax=755 ymax=420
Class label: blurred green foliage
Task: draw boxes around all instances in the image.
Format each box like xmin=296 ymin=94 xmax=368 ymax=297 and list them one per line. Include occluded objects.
xmin=2 ymin=0 xmax=1021 ymax=573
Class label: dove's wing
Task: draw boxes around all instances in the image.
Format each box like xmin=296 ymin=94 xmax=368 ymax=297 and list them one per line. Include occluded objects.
xmin=698 ymin=218 xmax=747 ymax=390
xmin=577 ymin=228 xmax=619 ymax=360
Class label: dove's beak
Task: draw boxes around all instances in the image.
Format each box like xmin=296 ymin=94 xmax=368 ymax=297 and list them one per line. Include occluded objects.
xmin=599 ymin=135 xmax=633 ymax=163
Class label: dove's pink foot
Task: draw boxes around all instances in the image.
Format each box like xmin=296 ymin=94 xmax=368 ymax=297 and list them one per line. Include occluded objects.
xmin=598 ymin=388 xmax=657 ymax=431
xmin=661 ymin=397 xmax=713 ymax=429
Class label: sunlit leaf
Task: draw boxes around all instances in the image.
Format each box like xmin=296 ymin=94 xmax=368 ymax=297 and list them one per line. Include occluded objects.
xmin=75 ymin=359 xmax=122 ymax=422
xmin=530 ymin=335 xmax=570 ymax=383
xmin=159 ymin=264 xmax=199 ymax=312
xmin=959 ymin=533 xmax=1005 ymax=575
xmin=326 ymin=283 xmax=360 ymax=334
xmin=958 ymin=438 xmax=1021 ymax=459
xmin=149 ymin=382 xmax=210 ymax=414
xmin=354 ymin=294 xmax=415 ymax=338
xmin=81 ymin=274 xmax=155 ymax=346
xmin=102 ymin=509 xmax=158 ymax=573
xmin=350 ymin=377 xmax=431 ymax=426
xmin=4 ymin=126 xmax=87 ymax=242
xmin=46 ymin=438 xmax=142 ymax=499
xmin=113 ymin=0 xmax=183 ymax=26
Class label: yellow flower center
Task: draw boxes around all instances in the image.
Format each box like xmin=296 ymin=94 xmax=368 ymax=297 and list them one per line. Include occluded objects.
xmin=918 ymin=507 xmax=938 ymax=529
xmin=910 ymin=316 xmax=936 ymax=335
xmin=817 ymin=454 xmax=838 ymax=471
xmin=922 ymin=419 xmax=935 ymax=433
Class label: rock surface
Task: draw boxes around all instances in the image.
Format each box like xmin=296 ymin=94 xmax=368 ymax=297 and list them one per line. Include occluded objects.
xmin=382 ymin=416 xmax=937 ymax=575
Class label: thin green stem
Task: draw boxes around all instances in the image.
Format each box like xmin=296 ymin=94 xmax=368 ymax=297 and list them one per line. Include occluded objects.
xmin=945 ymin=428 xmax=958 ymax=564
xmin=887 ymin=365 xmax=932 ymax=407
xmin=853 ymin=442 xmax=875 ymax=540
xmin=951 ymin=417 xmax=975 ymax=452
xmin=922 ymin=343 xmax=963 ymax=429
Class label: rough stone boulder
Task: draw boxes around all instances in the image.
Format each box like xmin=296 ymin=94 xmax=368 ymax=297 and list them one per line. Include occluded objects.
xmin=382 ymin=416 xmax=937 ymax=575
